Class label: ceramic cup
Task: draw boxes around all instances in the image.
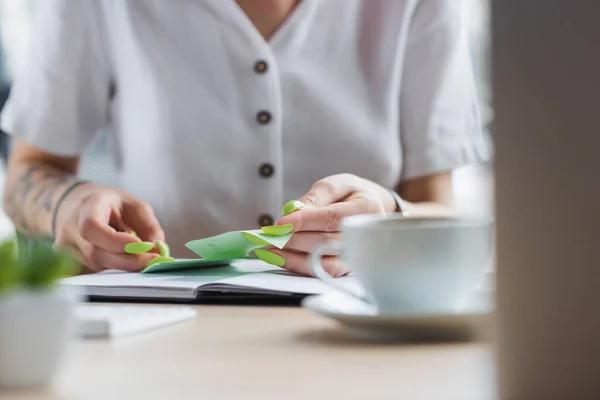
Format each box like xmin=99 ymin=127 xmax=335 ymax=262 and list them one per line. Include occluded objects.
xmin=310 ymin=214 xmax=493 ymax=315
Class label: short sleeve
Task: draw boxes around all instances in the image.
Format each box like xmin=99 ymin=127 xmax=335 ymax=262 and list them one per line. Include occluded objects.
xmin=400 ymin=0 xmax=489 ymax=180
xmin=0 ymin=0 xmax=111 ymax=156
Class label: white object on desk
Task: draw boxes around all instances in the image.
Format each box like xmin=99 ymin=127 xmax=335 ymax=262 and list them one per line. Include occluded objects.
xmin=302 ymin=291 xmax=492 ymax=342
xmin=0 ymin=287 xmax=78 ymax=388
xmin=74 ymin=305 xmax=197 ymax=339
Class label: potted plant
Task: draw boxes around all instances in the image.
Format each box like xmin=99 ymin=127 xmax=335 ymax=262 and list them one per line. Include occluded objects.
xmin=0 ymin=236 xmax=79 ymax=388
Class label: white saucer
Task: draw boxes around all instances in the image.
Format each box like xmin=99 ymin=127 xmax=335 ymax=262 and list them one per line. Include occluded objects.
xmin=301 ymin=291 xmax=493 ymax=342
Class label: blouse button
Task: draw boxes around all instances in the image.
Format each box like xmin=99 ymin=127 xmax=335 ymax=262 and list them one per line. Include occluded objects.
xmin=254 ymin=60 xmax=268 ymax=74
xmin=258 ymin=214 xmax=274 ymax=227
xmin=257 ymin=111 xmax=272 ymax=125
xmin=259 ymin=163 xmax=275 ymax=178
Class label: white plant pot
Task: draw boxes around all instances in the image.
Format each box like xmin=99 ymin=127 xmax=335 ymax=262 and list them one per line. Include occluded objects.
xmin=0 ymin=285 xmax=79 ymax=388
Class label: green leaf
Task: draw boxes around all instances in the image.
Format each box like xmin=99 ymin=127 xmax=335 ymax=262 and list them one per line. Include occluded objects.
xmin=0 ymin=236 xmax=78 ymax=292
xmin=0 ymin=239 xmax=19 ymax=292
xmin=18 ymin=238 xmax=78 ymax=289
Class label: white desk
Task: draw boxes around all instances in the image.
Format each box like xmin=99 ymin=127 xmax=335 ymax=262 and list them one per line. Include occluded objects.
xmin=0 ymin=304 xmax=496 ymax=400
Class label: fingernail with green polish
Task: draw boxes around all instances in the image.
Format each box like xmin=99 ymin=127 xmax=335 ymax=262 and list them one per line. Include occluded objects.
xmin=124 ymin=241 xmax=155 ymax=254
xmin=157 ymin=240 xmax=170 ymax=257
xmin=281 ymin=200 xmax=306 ymax=216
xmin=261 ymin=223 xmax=293 ymax=236
xmin=242 ymin=232 xmax=271 ymax=246
xmin=129 ymin=231 xmax=138 ymax=237
xmin=147 ymin=255 xmax=176 ymax=266
xmin=254 ymin=248 xmax=286 ymax=267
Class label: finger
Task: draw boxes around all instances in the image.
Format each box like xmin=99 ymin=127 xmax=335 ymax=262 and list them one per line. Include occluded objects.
xmin=122 ymin=199 xmax=165 ymax=243
xmin=268 ymin=248 xmax=348 ymax=278
xmin=278 ymin=195 xmax=375 ymax=232
xmin=78 ymin=239 xmax=157 ymax=272
xmin=284 ymin=231 xmax=341 ymax=254
xmin=298 ymin=175 xmax=360 ymax=208
xmin=78 ymin=200 xmax=137 ymax=253
xmin=109 ymin=210 xmax=134 ymax=233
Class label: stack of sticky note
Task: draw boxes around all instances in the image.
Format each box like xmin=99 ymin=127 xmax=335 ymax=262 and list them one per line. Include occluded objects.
xmin=136 ymin=200 xmax=306 ymax=273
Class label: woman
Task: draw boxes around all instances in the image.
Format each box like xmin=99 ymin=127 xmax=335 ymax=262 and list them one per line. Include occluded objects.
xmin=0 ymin=0 xmax=487 ymax=275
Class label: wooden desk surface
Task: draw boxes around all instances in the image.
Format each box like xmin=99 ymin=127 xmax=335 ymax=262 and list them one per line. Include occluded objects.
xmin=0 ymin=305 xmax=496 ymax=400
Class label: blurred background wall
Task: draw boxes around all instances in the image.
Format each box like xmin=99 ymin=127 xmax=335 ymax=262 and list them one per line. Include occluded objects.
xmin=0 ymin=0 xmax=493 ymax=239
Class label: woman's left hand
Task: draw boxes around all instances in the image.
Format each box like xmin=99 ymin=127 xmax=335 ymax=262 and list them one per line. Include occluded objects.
xmin=260 ymin=174 xmax=397 ymax=276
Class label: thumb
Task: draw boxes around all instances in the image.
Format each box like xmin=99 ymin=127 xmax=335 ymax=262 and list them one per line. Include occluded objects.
xmin=298 ymin=175 xmax=357 ymax=208
xmin=278 ymin=197 xmax=372 ymax=232
xmin=121 ymin=198 xmax=165 ymax=243
xmin=275 ymin=175 xmax=359 ymax=231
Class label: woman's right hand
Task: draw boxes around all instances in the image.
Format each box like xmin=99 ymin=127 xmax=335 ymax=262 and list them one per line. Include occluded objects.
xmin=53 ymin=184 xmax=165 ymax=272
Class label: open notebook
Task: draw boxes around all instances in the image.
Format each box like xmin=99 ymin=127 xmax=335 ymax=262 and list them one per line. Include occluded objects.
xmin=60 ymin=259 xmax=362 ymax=301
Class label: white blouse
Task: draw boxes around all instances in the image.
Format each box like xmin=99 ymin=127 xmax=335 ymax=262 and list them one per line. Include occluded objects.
xmin=1 ymin=0 xmax=488 ymax=256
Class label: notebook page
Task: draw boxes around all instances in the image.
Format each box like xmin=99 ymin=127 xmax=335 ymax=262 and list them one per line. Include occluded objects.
xmin=59 ymin=259 xmax=362 ymax=297
xmin=59 ymin=260 xmax=281 ymax=290
xmin=212 ymin=270 xmax=363 ymax=296
xmin=60 ymin=270 xmax=214 ymax=290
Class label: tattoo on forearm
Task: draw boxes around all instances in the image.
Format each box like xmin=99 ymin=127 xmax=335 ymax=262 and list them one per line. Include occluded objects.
xmin=31 ymin=187 xmax=49 ymax=206
xmin=4 ymin=164 xmax=76 ymax=235
xmin=18 ymin=165 xmax=41 ymax=201
xmin=44 ymin=195 xmax=55 ymax=213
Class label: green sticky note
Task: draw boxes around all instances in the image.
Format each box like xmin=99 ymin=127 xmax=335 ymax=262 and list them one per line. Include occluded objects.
xmin=185 ymin=230 xmax=291 ymax=260
xmin=242 ymin=232 xmax=271 ymax=246
xmin=142 ymin=229 xmax=292 ymax=274
xmin=141 ymin=257 xmax=245 ymax=273
xmin=186 ymin=229 xmax=292 ymax=260
xmin=241 ymin=230 xmax=292 ymax=249
xmin=185 ymin=231 xmax=257 ymax=260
